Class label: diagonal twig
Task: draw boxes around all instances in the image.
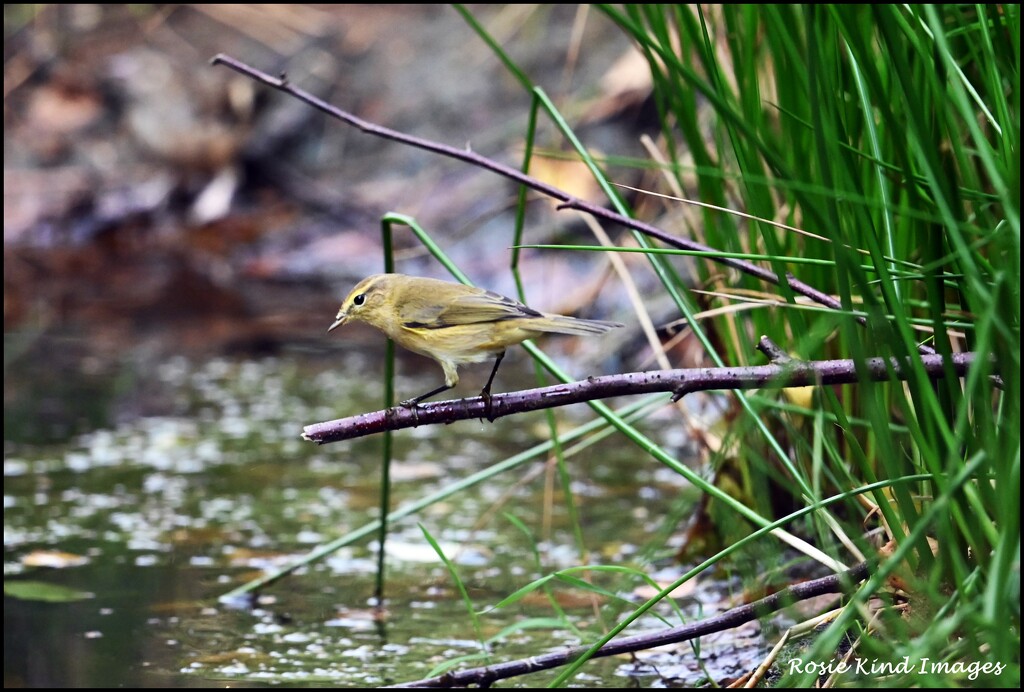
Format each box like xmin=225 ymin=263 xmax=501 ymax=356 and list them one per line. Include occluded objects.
xmin=209 ymin=53 xmax=936 ymax=357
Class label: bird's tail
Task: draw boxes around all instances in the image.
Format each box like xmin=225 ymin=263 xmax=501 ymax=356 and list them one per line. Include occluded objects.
xmin=530 ymin=314 xmax=624 ymax=336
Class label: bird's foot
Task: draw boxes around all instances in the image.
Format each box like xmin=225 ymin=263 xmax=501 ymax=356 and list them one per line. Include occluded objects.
xmin=481 ymin=389 xmax=496 ymax=423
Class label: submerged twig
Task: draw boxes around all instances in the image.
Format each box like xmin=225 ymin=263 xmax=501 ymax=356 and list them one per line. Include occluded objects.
xmin=385 ymin=562 xmax=871 ymax=688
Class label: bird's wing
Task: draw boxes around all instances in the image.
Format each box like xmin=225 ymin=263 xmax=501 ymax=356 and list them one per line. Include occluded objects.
xmin=401 ymin=290 xmax=541 ymax=329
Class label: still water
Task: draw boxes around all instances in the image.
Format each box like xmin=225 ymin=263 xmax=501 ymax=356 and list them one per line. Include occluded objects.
xmin=5 ymin=345 xmax=763 ymax=687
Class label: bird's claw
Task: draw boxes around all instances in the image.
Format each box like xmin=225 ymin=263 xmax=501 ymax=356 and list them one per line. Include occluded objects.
xmin=396 ymin=399 xmax=422 ymax=425
xmin=481 ymin=389 xmax=496 ymax=422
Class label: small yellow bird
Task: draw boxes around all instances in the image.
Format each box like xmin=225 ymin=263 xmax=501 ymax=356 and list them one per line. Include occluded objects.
xmin=329 ymin=273 xmax=623 ymax=408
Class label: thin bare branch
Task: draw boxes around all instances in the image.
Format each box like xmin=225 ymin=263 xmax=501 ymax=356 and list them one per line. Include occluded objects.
xmin=302 ymin=352 xmax=977 ymax=444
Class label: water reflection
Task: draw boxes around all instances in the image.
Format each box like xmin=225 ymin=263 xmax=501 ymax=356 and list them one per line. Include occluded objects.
xmin=5 ymin=350 xmax=760 ymax=687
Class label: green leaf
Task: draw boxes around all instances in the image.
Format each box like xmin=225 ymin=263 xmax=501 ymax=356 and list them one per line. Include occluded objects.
xmin=4 ymin=580 xmax=93 ymax=603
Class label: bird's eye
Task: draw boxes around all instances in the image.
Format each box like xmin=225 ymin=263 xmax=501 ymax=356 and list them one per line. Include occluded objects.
xmin=353 ymin=294 xmax=366 ymax=306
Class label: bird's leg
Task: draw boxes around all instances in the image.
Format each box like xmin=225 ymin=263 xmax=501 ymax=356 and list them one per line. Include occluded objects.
xmin=401 ymin=361 xmax=460 ymax=409
xmin=400 ymin=383 xmax=452 ymax=409
xmin=480 ymin=351 xmax=505 ymax=422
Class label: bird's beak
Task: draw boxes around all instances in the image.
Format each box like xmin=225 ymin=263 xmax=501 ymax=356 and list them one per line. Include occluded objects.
xmin=328 ymin=313 xmax=347 ymax=333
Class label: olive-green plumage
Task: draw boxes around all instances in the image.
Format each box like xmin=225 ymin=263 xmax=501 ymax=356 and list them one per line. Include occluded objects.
xmin=329 ymin=273 xmax=622 ymax=406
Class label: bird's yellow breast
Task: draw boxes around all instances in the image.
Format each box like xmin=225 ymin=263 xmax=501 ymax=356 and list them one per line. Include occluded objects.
xmin=396 ymin=321 xmax=540 ymax=366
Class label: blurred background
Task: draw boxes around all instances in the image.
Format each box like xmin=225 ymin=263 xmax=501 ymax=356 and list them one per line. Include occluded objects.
xmin=4 ymin=4 xmax=657 ymax=391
